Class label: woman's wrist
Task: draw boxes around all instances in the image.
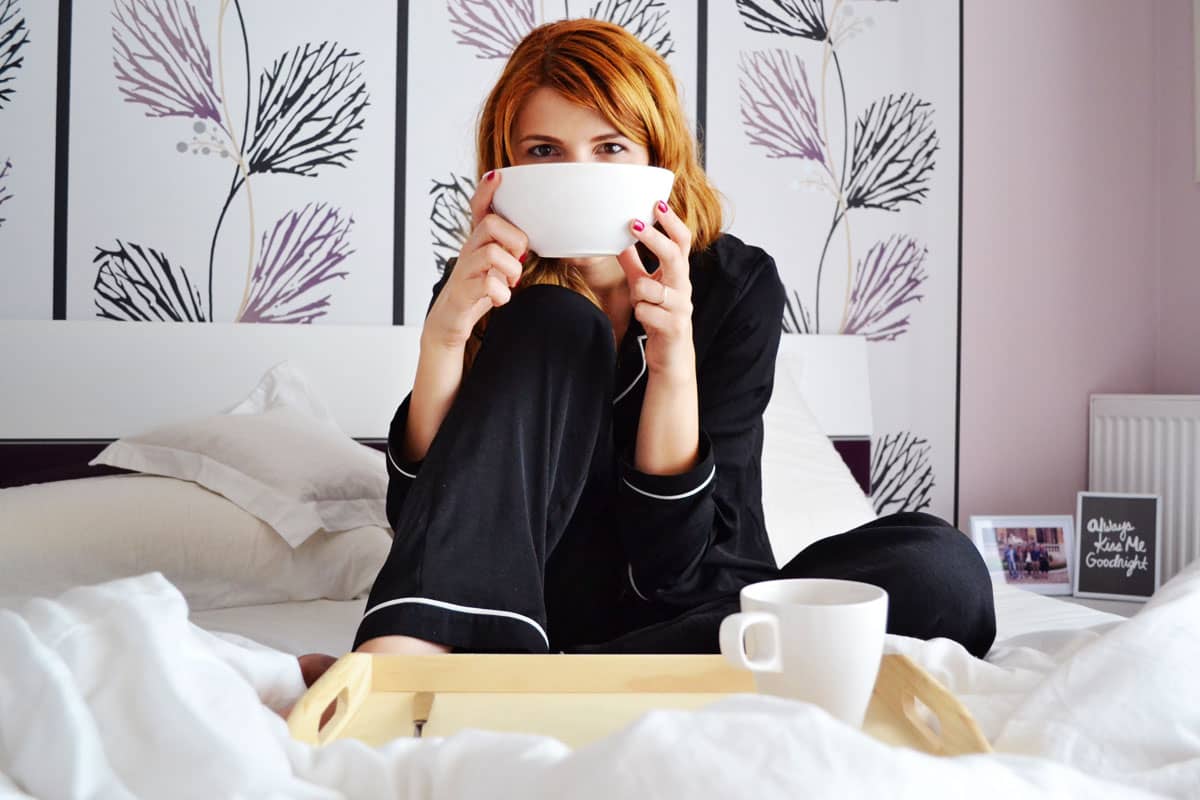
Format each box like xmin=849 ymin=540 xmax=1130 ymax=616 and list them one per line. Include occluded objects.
xmin=420 ymin=320 xmax=469 ymax=354
xmin=645 ymin=347 xmax=696 ymax=385
xmin=637 ymin=351 xmax=700 ymax=475
xmin=405 ymin=329 xmax=468 ymax=462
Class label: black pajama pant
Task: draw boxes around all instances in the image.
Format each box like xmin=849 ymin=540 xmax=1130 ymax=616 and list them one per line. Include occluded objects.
xmin=355 ymin=285 xmax=997 ymax=660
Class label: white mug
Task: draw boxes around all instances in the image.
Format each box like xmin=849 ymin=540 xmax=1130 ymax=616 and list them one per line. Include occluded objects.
xmin=719 ymin=578 xmax=888 ymax=727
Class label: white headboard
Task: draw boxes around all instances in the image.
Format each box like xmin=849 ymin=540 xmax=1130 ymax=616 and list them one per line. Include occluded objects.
xmin=2 ymin=320 xmax=421 ymax=439
xmin=1 ymin=321 xmax=870 ymax=439
xmin=0 ymin=320 xmax=871 ymax=489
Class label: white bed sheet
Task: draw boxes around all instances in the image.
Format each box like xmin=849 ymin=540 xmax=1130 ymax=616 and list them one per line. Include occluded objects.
xmin=191 ymin=598 xmax=366 ymax=656
xmin=6 ymin=564 xmax=1199 ymax=799
xmin=990 ymin=580 xmax=1122 ymax=640
xmin=189 ymin=580 xmax=1123 ymax=658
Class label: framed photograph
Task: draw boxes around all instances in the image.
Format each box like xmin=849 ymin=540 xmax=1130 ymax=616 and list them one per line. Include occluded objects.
xmin=969 ymin=515 xmax=1075 ymax=596
xmin=1075 ymin=492 xmax=1161 ymax=602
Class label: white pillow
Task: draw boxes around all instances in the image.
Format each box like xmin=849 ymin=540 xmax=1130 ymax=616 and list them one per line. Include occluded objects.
xmin=90 ymin=363 xmax=388 ymax=547
xmin=224 ymin=360 xmax=338 ymax=424
xmin=0 ymin=475 xmax=391 ymax=611
xmin=761 ymin=350 xmax=878 ymax=567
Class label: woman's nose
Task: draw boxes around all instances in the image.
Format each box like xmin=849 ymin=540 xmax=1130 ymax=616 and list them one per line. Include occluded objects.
xmin=563 ymin=149 xmax=600 ymax=163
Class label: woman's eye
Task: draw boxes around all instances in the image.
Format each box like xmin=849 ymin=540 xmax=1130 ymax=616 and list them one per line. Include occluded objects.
xmin=599 ymin=142 xmax=626 ymax=155
xmin=529 ymin=144 xmax=556 ymax=158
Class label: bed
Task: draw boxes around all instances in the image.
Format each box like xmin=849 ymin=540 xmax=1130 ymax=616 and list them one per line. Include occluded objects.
xmin=183 ymin=578 xmax=1123 ymax=659
xmin=1 ymin=319 xmax=1194 ymax=799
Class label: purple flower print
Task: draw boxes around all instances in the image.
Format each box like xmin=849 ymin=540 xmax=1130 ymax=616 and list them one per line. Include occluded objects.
xmin=448 ymin=0 xmax=534 ymax=60
xmin=112 ymin=0 xmax=223 ymax=124
xmin=842 ymin=235 xmax=927 ymax=341
xmin=239 ymin=204 xmax=354 ymax=324
xmin=738 ymin=49 xmax=825 ymax=164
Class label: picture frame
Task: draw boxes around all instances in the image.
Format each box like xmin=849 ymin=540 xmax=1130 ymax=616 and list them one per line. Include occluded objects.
xmin=1074 ymin=492 xmax=1161 ymax=602
xmin=968 ymin=515 xmax=1075 ymax=596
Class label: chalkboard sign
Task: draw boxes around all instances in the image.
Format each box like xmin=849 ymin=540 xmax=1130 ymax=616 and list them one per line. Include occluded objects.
xmin=1074 ymin=492 xmax=1161 ymax=601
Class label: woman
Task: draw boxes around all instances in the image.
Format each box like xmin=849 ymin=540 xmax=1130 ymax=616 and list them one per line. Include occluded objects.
xmin=346 ymin=19 xmax=995 ymax=662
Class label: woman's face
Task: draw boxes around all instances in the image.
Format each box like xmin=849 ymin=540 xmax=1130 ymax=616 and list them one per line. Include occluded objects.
xmin=511 ymin=87 xmax=650 ymax=167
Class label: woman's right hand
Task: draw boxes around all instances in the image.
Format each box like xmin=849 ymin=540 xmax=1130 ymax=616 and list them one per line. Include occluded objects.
xmin=423 ymin=170 xmax=528 ymax=350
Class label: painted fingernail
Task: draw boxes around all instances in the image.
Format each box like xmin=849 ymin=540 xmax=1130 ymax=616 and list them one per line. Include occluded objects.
xmin=656 ymin=200 xmax=669 ymax=213
xmin=484 ymin=170 xmax=495 ymax=181
xmin=632 ymin=219 xmax=645 ymax=232
xmin=519 ymin=251 xmax=528 ymax=263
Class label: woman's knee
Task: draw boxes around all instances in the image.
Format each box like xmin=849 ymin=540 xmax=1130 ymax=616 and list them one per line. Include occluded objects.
xmin=488 ymin=284 xmax=613 ymax=350
xmin=910 ymin=524 xmax=996 ymax=657
xmin=863 ymin=510 xmax=956 ymax=531
xmin=466 ymin=284 xmax=616 ymax=391
xmin=799 ymin=520 xmax=997 ymax=658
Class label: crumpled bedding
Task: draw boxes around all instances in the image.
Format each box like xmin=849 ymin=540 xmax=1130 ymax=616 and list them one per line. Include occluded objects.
xmin=1 ymin=563 xmax=1197 ymax=799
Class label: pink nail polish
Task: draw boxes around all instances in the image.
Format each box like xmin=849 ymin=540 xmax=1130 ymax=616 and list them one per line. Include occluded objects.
xmin=656 ymin=200 xmax=668 ymax=213
xmin=484 ymin=170 xmax=495 ymax=181
xmin=632 ymin=219 xmax=645 ymax=232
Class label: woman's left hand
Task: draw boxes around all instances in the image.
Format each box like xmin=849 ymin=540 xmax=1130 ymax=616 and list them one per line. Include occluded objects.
xmin=618 ymin=200 xmax=696 ymax=379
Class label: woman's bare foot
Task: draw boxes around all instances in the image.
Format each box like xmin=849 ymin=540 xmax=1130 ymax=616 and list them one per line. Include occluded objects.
xmin=276 ymin=653 xmax=340 ymax=722
xmin=299 ymin=653 xmax=339 ymax=687
xmin=356 ymin=635 xmax=452 ymax=655
xmin=276 ymin=643 xmax=448 ymax=722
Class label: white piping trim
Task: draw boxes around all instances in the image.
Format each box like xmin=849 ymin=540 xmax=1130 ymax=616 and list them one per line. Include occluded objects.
xmin=623 ymin=464 xmax=716 ymax=501
xmin=361 ymin=596 xmax=549 ymax=647
xmin=627 ymin=564 xmax=650 ymax=601
xmin=613 ymin=334 xmax=648 ymax=404
xmin=386 ymin=447 xmax=417 ymax=479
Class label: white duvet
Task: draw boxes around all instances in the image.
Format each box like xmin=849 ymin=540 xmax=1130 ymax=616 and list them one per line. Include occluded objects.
xmin=1 ymin=566 xmax=1198 ymax=800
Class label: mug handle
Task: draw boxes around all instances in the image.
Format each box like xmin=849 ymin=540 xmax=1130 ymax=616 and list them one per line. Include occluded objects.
xmin=719 ymin=611 xmax=783 ymax=672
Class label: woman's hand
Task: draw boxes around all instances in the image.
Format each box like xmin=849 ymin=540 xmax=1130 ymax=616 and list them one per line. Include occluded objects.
xmin=620 ymin=200 xmax=700 ymax=475
xmin=618 ymin=200 xmax=696 ymax=378
xmin=402 ymin=171 xmax=526 ymax=462
xmin=424 ymin=170 xmax=528 ymax=350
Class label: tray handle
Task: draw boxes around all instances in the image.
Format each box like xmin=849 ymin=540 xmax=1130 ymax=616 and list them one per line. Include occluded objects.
xmin=287 ymin=652 xmax=373 ymax=746
xmin=872 ymin=654 xmax=991 ymax=756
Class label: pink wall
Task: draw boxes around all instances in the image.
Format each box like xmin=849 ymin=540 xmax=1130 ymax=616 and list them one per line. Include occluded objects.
xmin=958 ymin=0 xmax=1161 ymax=523
xmin=1155 ymin=0 xmax=1200 ymax=394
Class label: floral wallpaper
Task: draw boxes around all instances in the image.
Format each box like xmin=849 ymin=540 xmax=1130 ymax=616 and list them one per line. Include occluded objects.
xmin=91 ymin=0 xmax=369 ymax=323
xmin=2 ymin=1 xmax=961 ymax=518
xmin=707 ymin=0 xmax=959 ymax=517
xmin=59 ymin=0 xmax=395 ymax=324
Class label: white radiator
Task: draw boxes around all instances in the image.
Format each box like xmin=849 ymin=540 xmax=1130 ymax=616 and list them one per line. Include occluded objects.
xmin=1089 ymin=395 xmax=1200 ymax=584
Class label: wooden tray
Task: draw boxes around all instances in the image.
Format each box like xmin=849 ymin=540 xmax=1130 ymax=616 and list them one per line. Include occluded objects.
xmin=287 ymin=653 xmax=990 ymax=756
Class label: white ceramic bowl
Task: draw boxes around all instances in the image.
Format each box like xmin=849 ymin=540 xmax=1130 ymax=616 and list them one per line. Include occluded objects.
xmin=492 ymin=163 xmax=675 ymax=258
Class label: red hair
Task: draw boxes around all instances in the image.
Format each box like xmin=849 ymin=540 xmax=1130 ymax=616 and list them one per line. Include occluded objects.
xmin=464 ymin=19 xmax=723 ymax=366
xmin=477 ymin=19 xmax=722 ymax=251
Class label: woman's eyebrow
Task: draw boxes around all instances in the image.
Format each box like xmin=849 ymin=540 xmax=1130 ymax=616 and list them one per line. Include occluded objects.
xmin=517 ymin=132 xmax=626 ymax=144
